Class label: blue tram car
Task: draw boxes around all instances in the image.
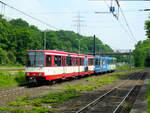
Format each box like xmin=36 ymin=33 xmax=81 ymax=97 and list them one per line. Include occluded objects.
xmin=94 ymin=56 xmax=116 ymax=73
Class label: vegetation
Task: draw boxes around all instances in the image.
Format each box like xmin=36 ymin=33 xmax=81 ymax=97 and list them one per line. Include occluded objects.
xmin=147 ymin=78 xmax=150 ymax=113
xmin=116 ymin=65 xmax=131 ymax=70
xmin=0 ymin=89 xmax=80 ymax=113
xmin=0 ymin=64 xmax=24 ymax=68
xmin=65 ymin=71 xmax=132 ymax=92
xmin=124 ymin=103 xmax=133 ymax=111
xmin=133 ymin=15 xmax=150 ymax=67
xmin=116 ymin=65 xmax=143 ymax=71
xmin=0 ymin=70 xmax=140 ymax=112
xmin=0 ymin=15 xmax=113 ymax=65
xmin=0 ymin=71 xmax=26 ymax=87
xmin=133 ymin=40 xmax=150 ymax=67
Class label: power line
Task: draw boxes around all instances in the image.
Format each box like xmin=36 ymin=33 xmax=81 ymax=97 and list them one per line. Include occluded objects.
xmin=117 ymin=19 xmax=137 ymax=42
xmin=119 ymin=9 xmax=137 ymax=42
xmin=16 ymin=9 xmax=150 ymax=17
xmin=89 ymin=0 xmax=150 ymax=1
xmin=0 ymin=0 xmax=58 ymax=30
xmin=103 ymin=0 xmax=137 ymax=43
xmin=115 ymin=0 xmax=137 ymax=42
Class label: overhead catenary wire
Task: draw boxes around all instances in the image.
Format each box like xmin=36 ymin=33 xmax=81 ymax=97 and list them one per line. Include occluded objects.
xmin=103 ymin=0 xmax=137 ymax=43
xmin=115 ymin=0 xmax=137 ymax=42
xmin=89 ymin=0 xmax=150 ymax=1
xmin=24 ymin=9 xmax=150 ymax=15
xmin=117 ymin=17 xmax=137 ymax=43
xmin=0 ymin=0 xmax=59 ymax=30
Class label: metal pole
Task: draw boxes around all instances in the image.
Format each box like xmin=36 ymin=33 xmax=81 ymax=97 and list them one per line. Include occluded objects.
xmin=129 ymin=49 xmax=132 ymax=71
xmin=44 ymin=30 xmax=46 ymax=50
xmin=93 ymin=35 xmax=96 ymax=56
xmin=79 ymin=39 xmax=80 ymax=54
xmin=99 ymin=46 xmax=100 ymax=56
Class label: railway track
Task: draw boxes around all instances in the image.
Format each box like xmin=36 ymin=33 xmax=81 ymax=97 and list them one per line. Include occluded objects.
xmin=0 ymin=70 xmax=144 ymax=108
xmin=0 ymin=70 xmax=134 ymax=100
xmin=75 ymin=72 xmax=145 ymax=113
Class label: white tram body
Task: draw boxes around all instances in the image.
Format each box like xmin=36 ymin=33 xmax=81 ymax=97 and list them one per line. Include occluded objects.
xmin=25 ymin=50 xmax=94 ymax=82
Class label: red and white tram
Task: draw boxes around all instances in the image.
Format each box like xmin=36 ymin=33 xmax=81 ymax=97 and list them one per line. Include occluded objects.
xmin=25 ymin=50 xmax=94 ymax=82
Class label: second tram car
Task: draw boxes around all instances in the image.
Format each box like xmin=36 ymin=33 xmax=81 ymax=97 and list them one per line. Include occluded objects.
xmin=94 ymin=56 xmax=116 ymax=73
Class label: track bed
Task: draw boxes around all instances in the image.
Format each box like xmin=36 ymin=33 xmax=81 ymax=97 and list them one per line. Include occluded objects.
xmin=55 ymin=72 xmax=147 ymax=113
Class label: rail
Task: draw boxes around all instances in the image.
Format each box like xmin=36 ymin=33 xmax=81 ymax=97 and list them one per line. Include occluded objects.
xmin=75 ymin=72 xmax=144 ymax=113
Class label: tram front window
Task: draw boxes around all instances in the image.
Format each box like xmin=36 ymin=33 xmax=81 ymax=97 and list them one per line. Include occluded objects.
xmin=26 ymin=52 xmax=44 ymax=67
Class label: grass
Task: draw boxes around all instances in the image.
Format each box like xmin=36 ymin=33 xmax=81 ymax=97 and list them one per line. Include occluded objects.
xmin=0 ymin=89 xmax=80 ymax=113
xmin=116 ymin=65 xmax=144 ymax=71
xmin=116 ymin=65 xmax=131 ymax=70
xmin=0 ymin=70 xmax=141 ymax=112
xmin=0 ymin=64 xmax=24 ymax=68
xmin=0 ymin=64 xmax=25 ymax=73
xmin=147 ymin=76 xmax=150 ymax=113
xmin=0 ymin=71 xmax=27 ymax=87
xmin=124 ymin=103 xmax=133 ymax=111
xmin=64 ymin=71 xmax=132 ymax=92
xmin=0 ymin=106 xmax=53 ymax=113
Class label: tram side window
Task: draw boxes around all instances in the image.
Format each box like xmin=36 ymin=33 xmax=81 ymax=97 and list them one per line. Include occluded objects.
xmin=80 ymin=58 xmax=82 ymax=66
xmin=100 ymin=60 xmax=102 ymax=65
xmin=108 ymin=60 xmax=110 ymax=65
xmin=91 ymin=59 xmax=93 ymax=65
xmin=105 ymin=60 xmax=107 ymax=65
xmin=88 ymin=59 xmax=91 ymax=65
xmin=62 ymin=57 xmax=66 ymax=66
xmin=95 ymin=59 xmax=99 ymax=65
xmin=46 ymin=55 xmax=51 ymax=66
xmin=76 ymin=57 xmax=78 ymax=65
xmin=55 ymin=56 xmax=61 ymax=66
xmin=82 ymin=58 xmax=84 ymax=66
xmin=58 ymin=56 xmax=61 ymax=66
xmin=98 ymin=59 xmax=100 ymax=65
xmin=72 ymin=57 xmax=75 ymax=66
xmin=103 ymin=60 xmax=105 ymax=65
xmin=111 ymin=60 xmax=112 ymax=64
xmin=67 ymin=56 xmax=72 ymax=66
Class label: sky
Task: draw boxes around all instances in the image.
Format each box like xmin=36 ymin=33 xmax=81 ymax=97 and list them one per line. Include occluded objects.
xmin=1 ymin=0 xmax=150 ymax=50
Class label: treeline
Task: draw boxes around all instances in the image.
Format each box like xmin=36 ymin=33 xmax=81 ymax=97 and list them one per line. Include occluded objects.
xmin=0 ymin=15 xmax=113 ymax=65
xmin=133 ymin=16 xmax=150 ymax=67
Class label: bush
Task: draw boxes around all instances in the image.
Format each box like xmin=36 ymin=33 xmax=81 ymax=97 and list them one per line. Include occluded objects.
xmin=147 ymin=79 xmax=150 ymax=113
xmin=0 ymin=71 xmax=26 ymax=87
xmin=0 ymin=48 xmax=7 ymax=64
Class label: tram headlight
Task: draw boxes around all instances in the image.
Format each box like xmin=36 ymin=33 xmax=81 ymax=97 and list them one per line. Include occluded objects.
xmin=39 ymin=73 xmax=42 ymax=76
xmin=26 ymin=73 xmax=29 ymax=76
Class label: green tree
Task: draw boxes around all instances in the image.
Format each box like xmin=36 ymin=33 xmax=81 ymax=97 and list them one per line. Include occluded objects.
xmin=0 ymin=48 xmax=7 ymax=64
xmin=0 ymin=15 xmax=113 ymax=65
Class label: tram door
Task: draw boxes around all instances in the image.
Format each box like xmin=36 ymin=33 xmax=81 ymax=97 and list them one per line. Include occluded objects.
xmin=72 ymin=57 xmax=76 ymax=74
xmin=74 ymin=57 xmax=78 ymax=74
xmin=84 ymin=56 xmax=88 ymax=72
xmin=62 ymin=56 xmax=66 ymax=78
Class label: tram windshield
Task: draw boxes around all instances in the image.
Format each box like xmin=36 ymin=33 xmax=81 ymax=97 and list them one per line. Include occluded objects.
xmin=26 ymin=51 xmax=44 ymax=67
